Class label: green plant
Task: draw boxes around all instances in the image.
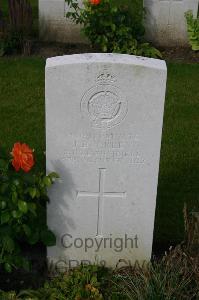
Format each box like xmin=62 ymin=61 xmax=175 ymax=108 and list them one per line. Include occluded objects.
xmin=112 ymin=247 xmax=199 ymax=300
xmin=66 ymin=0 xmax=162 ymax=58
xmin=17 ymin=265 xmax=110 ymax=299
xmin=0 ymin=142 xmax=58 ymax=273
xmin=185 ymin=10 xmax=199 ymax=51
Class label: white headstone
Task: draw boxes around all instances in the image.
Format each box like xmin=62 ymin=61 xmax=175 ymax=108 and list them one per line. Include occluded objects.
xmin=144 ymin=0 xmax=199 ymax=46
xmin=39 ymin=0 xmax=85 ymax=43
xmin=46 ymin=53 xmax=167 ymax=271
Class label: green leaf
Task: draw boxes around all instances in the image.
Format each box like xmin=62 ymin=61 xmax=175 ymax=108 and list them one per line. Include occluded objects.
xmin=40 ymin=229 xmax=56 ymax=246
xmin=91 ymin=276 xmax=98 ymax=285
xmin=43 ymin=176 xmax=52 ymax=187
xmin=36 ymin=190 xmax=41 ymax=198
xmin=11 ymin=210 xmax=22 ymax=219
xmin=29 ymin=187 xmax=37 ymax=199
xmin=12 ymin=191 xmax=18 ymax=203
xmin=48 ymin=172 xmax=60 ymax=179
xmin=23 ymin=224 xmax=31 ymax=237
xmin=18 ymin=200 xmax=28 ymax=213
xmin=0 ymin=201 xmax=6 ymax=209
xmin=13 ymin=179 xmax=20 ymax=186
xmin=28 ymin=202 xmax=37 ymax=216
xmin=2 ymin=236 xmax=15 ymax=253
xmin=1 ymin=212 xmax=10 ymax=224
xmin=111 ymin=23 xmax=116 ymax=31
xmin=4 ymin=262 xmax=12 ymax=273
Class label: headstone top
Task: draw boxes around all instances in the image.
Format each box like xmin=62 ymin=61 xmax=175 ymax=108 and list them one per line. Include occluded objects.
xmin=46 ymin=53 xmax=166 ymax=71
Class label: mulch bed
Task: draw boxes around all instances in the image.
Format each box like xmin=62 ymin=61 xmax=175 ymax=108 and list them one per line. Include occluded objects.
xmin=161 ymin=47 xmax=199 ymax=63
xmin=29 ymin=42 xmax=199 ymax=63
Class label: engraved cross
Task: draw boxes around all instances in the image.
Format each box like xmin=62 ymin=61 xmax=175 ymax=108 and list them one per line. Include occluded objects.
xmin=77 ymin=168 xmax=126 ymax=237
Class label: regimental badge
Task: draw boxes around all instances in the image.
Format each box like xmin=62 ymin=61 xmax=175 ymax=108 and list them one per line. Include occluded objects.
xmin=81 ymin=66 xmax=128 ymax=129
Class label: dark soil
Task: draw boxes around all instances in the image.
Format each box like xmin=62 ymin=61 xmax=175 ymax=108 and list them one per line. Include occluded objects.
xmin=161 ymin=47 xmax=199 ymax=63
xmin=30 ymin=42 xmax=199 ymax=63
xmin=32 ymin=42 xmax=97 ymax=58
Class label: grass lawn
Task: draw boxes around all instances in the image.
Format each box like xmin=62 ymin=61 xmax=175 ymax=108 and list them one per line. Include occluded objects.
xmin=0 ymin=58 xmax=45 ymax=169
xmin=0 ymin=57 xmax=198 ymax=249
xmin=155 ymin=62 xmax=199 ymax=247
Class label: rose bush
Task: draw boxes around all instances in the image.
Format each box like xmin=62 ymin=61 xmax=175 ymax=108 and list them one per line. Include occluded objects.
xmin=66 ymin=0 xmax=162 ymax=58
xmin=0 ymin=142 xmax=58 ymax=272
xmin=89 ymin=0 xmax=101 ymax=5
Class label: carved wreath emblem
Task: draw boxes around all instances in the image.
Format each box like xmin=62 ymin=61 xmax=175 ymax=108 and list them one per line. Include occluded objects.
xmin=81 ymin=68 xmax=128 ymax=129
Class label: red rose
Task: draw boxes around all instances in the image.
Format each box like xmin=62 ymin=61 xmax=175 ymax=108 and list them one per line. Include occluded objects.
xmin=11 ymin=142 xmax=34 ymax=172
xmin=89 ymin=0 xmax=101 ymax=5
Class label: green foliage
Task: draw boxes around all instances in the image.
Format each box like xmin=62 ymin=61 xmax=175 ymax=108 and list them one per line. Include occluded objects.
xmin=44 ymin=265 xmax=106 ymax=299
xmin=66 ymin=0 xmax=161 ymax=58
xmin=0 ymin=290 xmax=19 ymax=299
xmin=114 ymin=249 xmax=199 ymax=299
xmin=185 ymin=10 xmax=199 ymax=51
xmin=12 ymin=265 xmax=111 ymax=300
xmin=0 ymin=145 xmax=58 ymax=272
